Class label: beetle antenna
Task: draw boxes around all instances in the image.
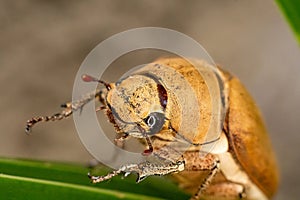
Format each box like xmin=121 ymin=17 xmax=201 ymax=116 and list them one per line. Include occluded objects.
xmin=82 ymin=74 xmax=111 ymax=91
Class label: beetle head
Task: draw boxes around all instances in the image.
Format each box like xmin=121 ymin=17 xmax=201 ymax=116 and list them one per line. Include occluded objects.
xmin=106 ymin=74 xmax=167 ymax=138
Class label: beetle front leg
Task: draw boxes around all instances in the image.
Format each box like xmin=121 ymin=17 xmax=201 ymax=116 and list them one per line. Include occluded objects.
xmin=25 ymin=90 xmax=101 ymax=133
xmin=25 ymin=103 xmax=73 ymax=133
xmin=88 ymin=159 xmax=185 ymax=184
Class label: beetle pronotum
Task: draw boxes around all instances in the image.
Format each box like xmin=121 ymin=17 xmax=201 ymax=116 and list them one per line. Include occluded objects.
xmin=26 ymin=57 xmax=279 ymax=199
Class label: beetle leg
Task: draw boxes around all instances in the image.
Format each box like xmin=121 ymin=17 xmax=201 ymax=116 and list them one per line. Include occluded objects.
xmin=197 ymin=182 xmax=246 ymax=200
xmin=114 ymin=133 xmax=129 ymax=148
xmin=95 ymin=105 xmax=106 ymax=112
xmin=192 ymin=161 xmax=220 ymax=200
xmin=182 ymin=152 xmax=220 ymax=200
xmin=25 ymin=90 xmax=102 ymax=133
xmin=88 ymin=146 xmax=185 ymax=183
xmin=88 ymin=157 xmax=185 ymax=184
xmin=25 ymin=104 xmax=73 ymax=133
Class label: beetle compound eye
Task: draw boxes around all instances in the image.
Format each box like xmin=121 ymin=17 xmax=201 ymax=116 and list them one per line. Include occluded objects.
xmin=143 ymin=112 xmax=165 ymax=135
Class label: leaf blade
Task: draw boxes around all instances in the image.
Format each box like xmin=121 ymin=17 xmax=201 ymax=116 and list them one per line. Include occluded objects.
xmin=0 ymin=157 xmax=190 ymax=200
xmin=276 ymin=0 xmax=300 ymax=44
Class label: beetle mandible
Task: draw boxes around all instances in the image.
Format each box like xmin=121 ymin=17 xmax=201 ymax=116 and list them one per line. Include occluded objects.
xmin=26 ymin=57 xmax=279 ymax=200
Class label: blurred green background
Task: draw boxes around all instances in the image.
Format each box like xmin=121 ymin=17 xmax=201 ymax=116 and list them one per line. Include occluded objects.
xmin=0 ymin=0 xmax=299 ymax=199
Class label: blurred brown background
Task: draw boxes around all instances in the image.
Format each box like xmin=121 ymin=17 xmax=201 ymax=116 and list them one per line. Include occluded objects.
xmin=1 ymin=0 xmax=299 ymax=199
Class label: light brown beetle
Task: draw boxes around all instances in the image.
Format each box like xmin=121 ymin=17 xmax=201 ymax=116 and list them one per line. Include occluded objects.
xmin=26 ymin=57 xmax=279 ymax=200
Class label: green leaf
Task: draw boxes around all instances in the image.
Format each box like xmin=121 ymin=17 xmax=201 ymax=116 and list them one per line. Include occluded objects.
xmin=276 ymin=0 xmax=300 ymax=44
xmin=0 ymin=157 xmax=190 ymax=200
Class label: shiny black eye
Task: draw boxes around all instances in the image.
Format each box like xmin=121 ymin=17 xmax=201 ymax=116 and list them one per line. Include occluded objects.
xmin=143 ymin=112 xmax=165 ymax=135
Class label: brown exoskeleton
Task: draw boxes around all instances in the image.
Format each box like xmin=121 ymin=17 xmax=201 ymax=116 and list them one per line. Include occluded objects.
xmin=26 ymin=57 xmax=279 ymax=199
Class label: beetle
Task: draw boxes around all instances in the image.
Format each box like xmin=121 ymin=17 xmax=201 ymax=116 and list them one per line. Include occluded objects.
xmin=26 ymin=57 xmax=279 ymax=199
